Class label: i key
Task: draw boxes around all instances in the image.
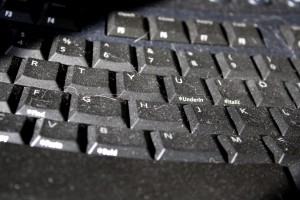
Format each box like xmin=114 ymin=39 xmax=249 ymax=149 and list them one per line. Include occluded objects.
xmin=30 ymin=119 xmax=82 ymax=152
xmin=129 ymin=100 xmax=188 ymax=132
xmin=87 ymin=126 xmax=150 ymax=159
xmin=0 ymin=82 xmax=22 ymax=113
xmin=150 ymin=131 xmax=224 ymax=163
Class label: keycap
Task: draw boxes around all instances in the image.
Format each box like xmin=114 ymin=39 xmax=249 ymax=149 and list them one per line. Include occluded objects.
xmin=263 ymin=136 xmax=300 ymax=165
xmin=184 ymin=105 xmax=236 ymax=134
xmin=64 ymin=66 xmax=112 ymax=96
xmin=164 ymin=76 xmax=212 ymax=105
xmin=285 ymin=81 xmax=300 ymax=108
xmin=68 ymin=95 xmax=127 ymax=127
xmin=0 ymin=112 xmax=31 ymax=144
xmin=92 ymin=41 xmax=134 ymax=72
xmin=186 ymin=19 xmax=227 ymax=45
xmin=87 ymin=126 xmax=150 ymax=159
xmin=253 ymin=54 xmax=298 ymax=82
xmin=148 ymin=16 xmax=189 ymax=43
xmin=150 ymin=131 xmax=224 ymax=163
xmin=218 ymin=135 xmax=272 ymax=164
xmin=215 ymin=52 xmax=260 ymax=80
xmin=136 ymin=46 xmax=179 ymax=76
xmin=290 ymin=57 xmax=300 ymax=77
xmin=280 ymin=25 xmax=300 ymax=48
xmin=177 ymin=50 xmax=219 ymax=78
xmin=223 ymin=21 xmax=264 ymax=48
xmin=206 ymin=78 xmax=255 ymax=106
xmin=129 ymin=100 xmax=187 ymax=132
xmin=0 ymin=0 xmax=34 ymax=24
xmin=107 ymin=12 xmax=148 ymax=40
xmin=246 ymin=80 xmax=295 ymax=108
xmin=0 ymin=55 xmax=21 ymax=83
xmin=227 ymin=107 xmax=279 ymax=136
xmin=30 ymin=118 xmax=83 ymax=152
xmin=0 ymin=82 xmax=22 ymax=113
xmin=116 ymin=72 xmax=165 ymax=102
xmin=15 ymin=58 xmax=64 ymax=90
xmin=16 ymin=87 xmax=69 ymax=121
xmin=6 ymin=31 xmax=44 ymax=59
xmin=49 ymin=36 xmax=89 ymax=66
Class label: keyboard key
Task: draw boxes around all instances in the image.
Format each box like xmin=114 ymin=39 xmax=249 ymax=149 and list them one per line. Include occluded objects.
xmin=184 ymin=105 xmax=236 ymax=135
xmin=49 ymin=36 xmax=89 ymax=66
xmin=164 ymin=76 xmax=212 ymax=105
xmin=0 ymin=82 xmax=22 ymax=113
xmin=68 ymin=95 xmax=127 ymax=127
xmin=215 ymin=52 xmax=260 ymax=80
xmin=136 ymin=46 xmax=179 ymax=76
xmin=87 ymin=126 xmax=150 ymax=159
xmin=30 ymin=118 xmax=82 ymax=152
xmin=0 ymin=0 xmax=34 ymax=24
xmin=148 ymin=16 xmax=189 ymax=43
xmin=253 ymin=54 xmax=298 ymax=82
xmin=150 ymin=131 xmax=224 ymax=163
xmin=64 ymin=66 xmax=112 ymax=96
xmin=16 ymin=87 xmax=69 ymax=121
xmin=0 ymin=55 xmax=21 ymax=83
xmin=116 ymin=72 xmax=165 ymax=102
xmin=107 ymin=12 xmax=148 ymax=40
xmin=246 ymin=80 xmax=295 ymax=108
xmin=186 ymin=19 xmax=227 ymax=45
xmin=218 ymin=135 xmax=272 ymax=164
xmin=177 ymin=50 xmax=219 ymax=78
xmin=227 ymin=107 xmax=279 ymax=136
xmin=206 ymin=79 xmax=255 ymax=106
xmin=129 ymin=100 xmax=187 ymax=132
xmin=223 ymin=21 xmax=264 ymax=48
xmin=92 ymin=41 xmax=134 ymax=72
xmin=290 ymin=57 xmax=300 ymax=77
xmin=280 ymin=25 xmax=300 ymax=49
xmin=15 ymin=58 xmax=64 ymax=90
xmin=285 ymin=81 xmax=300 ymax=108
xmin=263 ymin=135 xmax=300 ymax=165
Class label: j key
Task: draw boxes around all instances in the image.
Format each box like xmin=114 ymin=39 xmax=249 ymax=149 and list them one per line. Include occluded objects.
xmin=177 ymin=50 xmax=219 ymax=79
xmin=218 ymin=135 xmax=271 ymax=164
xmin=6 ymin=31 xmax=44 ymax=59
xmin=253 ymin=54 xmax=298 ymax=82
xmin=0 ymin=112 xmax=29 ymax=144
xmin=263 ymin=136 xmax=300 ymax=166
xmin=223 ymin=21 xmax=264 ymax=48
xmin=107 ymin=12 xmax=148 ymax=40
xmin=87 ymin=126 xmax=150 ymax=159
xmin=30 ymin=119 xmax=82 ymax=152
xmin=0 ymin=0 xmax=34 ymax=24
xmin=136 ymin=46 xmax=178 ymax=76
xmin=246 ymin=80 xmax=295 ymax=108
xmin=15 ymin=58 xmax=63 ymax=90
xmin=64 ymin=66 xmax=111 ymax=96
xmin=227 ymin=107 xmax=279 ymax=136
xmin=148 ymin=16 xmax=189 ymax=43
xmin=116 ymin=72 xmax=164 ymax=102
xmin=216 ymin=52 xmax=260 ymax=80
xmin=0 ymin=55 xmax=21 ymax=83
xmin=164 ymin=76 xmax=212 ymax=105
xmin=129 ymin=100 xmax=187 ymax=132
xmin=186 ymin=19 xmax=227 ymax=45
xmin=16 ymin=87 xmax=69 ymax=121
xmin=184 ymin=105 xmax=236 ymax=135
xmin=68 ymin=95 xmax=126 ymax=127
xmin=92 ymin=41 xmax=134 ymax=72
xmin=285 ymin=81 xmax=300 ymax=108
xmin=151 ymin=131 xmax=224 ymax=163
xmin=206 ymin=79 xmax=254 ymax=107
xmin=280 ymin=25 xmax=300 ymax=49
xmin=0 ymin=82 xmax=22 ymax=113
xmin=49 ymin=36 xmax=89 ymax=66
xmin=269 ymin=108 xmax=300 ymax=136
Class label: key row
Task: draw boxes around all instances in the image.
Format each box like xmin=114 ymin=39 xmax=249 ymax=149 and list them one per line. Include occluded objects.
xmin=1 ymin=85 xmax=300 ymax=136
xmin=1 ymin=113 xmax=299 ymax=166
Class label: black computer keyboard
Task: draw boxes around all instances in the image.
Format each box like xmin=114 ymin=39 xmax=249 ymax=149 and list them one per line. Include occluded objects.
xmin=1 ymin=0 xmax=300 ymax=199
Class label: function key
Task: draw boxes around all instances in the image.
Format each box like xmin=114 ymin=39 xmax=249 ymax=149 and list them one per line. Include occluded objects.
xmin=280 ymin=25 xmax=300 ymax=49
xmin=148 ymin=16 xmax=189 ymax=43
xmin=186 ymin=19 xmax=227 ymax=46
xmin=223 ymin=21 xmax=264 ymax=48
xmin=107 ymin=12 xmax=148 ymax=40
